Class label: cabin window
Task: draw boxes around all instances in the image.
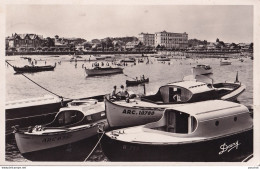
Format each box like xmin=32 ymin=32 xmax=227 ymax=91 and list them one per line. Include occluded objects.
xmin=215 ymin=121 xmax=219 ymax=126
xmin=164 ymin=110 xmax=196 ymax=134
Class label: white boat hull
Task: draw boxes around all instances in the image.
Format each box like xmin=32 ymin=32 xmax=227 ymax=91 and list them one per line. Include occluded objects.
xmin=15 ymin=121 xmax=106 ymax=154
xmin=192 ymin=67 xmax=212 ymax=75
xmin=105 ymin=97 xmax=164 ymax=128
xmin=85 ymin=68 xmax=123 ymax=76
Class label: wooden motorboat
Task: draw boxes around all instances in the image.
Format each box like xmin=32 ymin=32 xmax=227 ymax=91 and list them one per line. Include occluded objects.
xmin=220 ymin=58 xmax=232 ymax=65
xmin=126 ymin=78 xmax=149 ymax=86
xmin=191 ymin=64 xmax=212 ymax=75
xmin=105 ymin=76 xmax=246 ymax=128
xmin=13 ymin=99 xmax=107 ymax=159
xmin=85 ymin=66 xmax=123 ymax=76
xmin=13 ymin=64 xmax=56 ymax=73
xmin=101 ymin=100 xmax=253 ymax=161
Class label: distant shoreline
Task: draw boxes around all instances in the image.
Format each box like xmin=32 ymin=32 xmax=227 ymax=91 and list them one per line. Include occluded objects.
xmin=5 ymin=50 xmax=252 ymax=57
xmin=5 ymin=51 xmax=156 ymax=56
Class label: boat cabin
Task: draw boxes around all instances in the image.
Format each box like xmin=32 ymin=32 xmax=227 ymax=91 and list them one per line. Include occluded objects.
xmin=144 ymin=100 xmax=252 ymax=137
xmin=44 ymin=102 xmax=105 ymax=128
xmin=141 ymin=81 xmax=218 ymax=104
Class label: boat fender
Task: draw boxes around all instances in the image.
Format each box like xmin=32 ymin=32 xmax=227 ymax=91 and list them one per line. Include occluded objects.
xmin=12 ymin=125 xmax=20 ymax=133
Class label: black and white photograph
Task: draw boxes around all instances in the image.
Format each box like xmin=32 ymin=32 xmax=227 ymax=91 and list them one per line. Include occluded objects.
xmin=1 ymin=0 xmax=259 ymax=166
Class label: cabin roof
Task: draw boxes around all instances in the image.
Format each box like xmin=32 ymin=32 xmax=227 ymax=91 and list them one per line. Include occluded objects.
xmin=165 ymin=100 xmax=248 ymax=121
xmin=166 ymin=81 xmax=213 ymax=94
xmin=59 ymin=102 xmax=104 ymax=116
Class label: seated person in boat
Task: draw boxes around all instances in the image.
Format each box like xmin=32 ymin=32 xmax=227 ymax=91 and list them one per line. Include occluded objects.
xmin=119 ymin=85 xmax=129 ymax=99
xmin=110 ymin=85 xmax=119 ymax=99
xmin=173 ymin=93 xmax=181 ymax=102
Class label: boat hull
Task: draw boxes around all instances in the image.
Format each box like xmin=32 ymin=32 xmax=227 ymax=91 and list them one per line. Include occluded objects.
xmin=105 ymin=97 xmax=164 ymax=128
xmin=126 ymin=78 xmax=149 ymax=86
xmin=220 ymin=61 xmax=232 ymax=65
xmin=192 ymin=67 xmax=212 ymax=75
xmin=14 ymin=120 xmax=106 ymax=154
xmin=85 ymin=68 xmax=123 ymax=76
xmin=101 ymin=129 xmax=253 ymax=162
xmin=13 ymin=66 xmax=55 ymax=73
xmin=105 ymin=83 xmax=245 ymax=128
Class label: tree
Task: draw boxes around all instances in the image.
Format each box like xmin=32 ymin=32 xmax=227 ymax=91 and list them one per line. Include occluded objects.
xmin=216 ymin=38 xmax=219 ymax=42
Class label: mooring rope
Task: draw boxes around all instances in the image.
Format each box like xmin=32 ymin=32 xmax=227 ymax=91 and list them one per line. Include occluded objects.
xmin=84 ymin=131 xmax=105 ymax=162
xmin=5 ymin=60 xmax=74 ymax=100
xmin=123 ymin=73 xmax=136 ymax=80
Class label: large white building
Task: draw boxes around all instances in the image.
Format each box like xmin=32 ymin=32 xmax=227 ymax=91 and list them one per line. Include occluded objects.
xmin=138 ymin=33 xmax=155 ymax=46
xmin=154 ymin=31 xmax=188 ymax=49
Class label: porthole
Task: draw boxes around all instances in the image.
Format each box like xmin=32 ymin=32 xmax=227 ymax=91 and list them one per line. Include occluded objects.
xmin=215 ymin=121 xmax=219 ymax=126
xmin=234 ymin=117 xmax=237 ymax=122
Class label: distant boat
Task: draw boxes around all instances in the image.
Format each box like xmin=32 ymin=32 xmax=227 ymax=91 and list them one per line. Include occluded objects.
xmin=13 ymin=64 xmax=56 ymax=73
xmin=50 ymin=55 xmax=59 ymax=58
xmin=220 ymin=58 xmax=232 ymax=65
xmin=94 ymin=55 xmax=106 ymax=60
xmin=126 ymin=78 xmax=149 ymax=86
xmin=157 ymin=56 xmax=170 ymax=61
xmin=101 ymin=100 xmax=253 ymax=162
xmin=85 ymin=66 xmax=123 ymax=76
xmin=105 ymin=75 xmax=246 ymax=128
xmin=13 ymin=99 xmax=107 ymax=160
xmin=239 ymin=58 xmax=244 ymax=62
xmin=191 ymin=64 xmax=213 ymax=75
xmin=121 ymin=58 xmax=136 ymax=63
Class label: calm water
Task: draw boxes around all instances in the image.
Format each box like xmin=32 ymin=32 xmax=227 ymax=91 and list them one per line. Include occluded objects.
xmin=5 ymin=54 xmax=253 ymax=162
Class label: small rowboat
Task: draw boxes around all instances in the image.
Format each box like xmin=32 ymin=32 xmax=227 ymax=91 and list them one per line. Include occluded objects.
xmin=126 ymin=78 xmax=149 ymax=86
xmin=13 ymin=99 xmax=107 ymax=160
xmin=13 ymin=64 xmax=56 ymax=73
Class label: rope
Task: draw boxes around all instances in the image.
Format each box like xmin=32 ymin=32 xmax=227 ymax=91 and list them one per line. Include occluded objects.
xmin=6 ymin=60 xmax=74 ymax=100
xmin=84 ymin=131 xmax=105 ymax=162
xmin=123 ymin=73 xmax=136 ymax=80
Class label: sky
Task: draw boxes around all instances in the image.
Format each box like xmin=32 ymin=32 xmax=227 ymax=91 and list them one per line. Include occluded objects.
xmin=6 ymin=5 xmax=253 ymax=43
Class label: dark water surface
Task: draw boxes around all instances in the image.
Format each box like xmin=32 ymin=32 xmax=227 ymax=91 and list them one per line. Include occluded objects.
xmin=5 ymin=54 xmax=253 ymax=162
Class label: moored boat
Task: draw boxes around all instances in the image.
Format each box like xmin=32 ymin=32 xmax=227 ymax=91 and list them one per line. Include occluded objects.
xmin=105 ymin=76 xmax=246 ymax=128
xmin=13 ymin=99 xmax=107 ymax=159
xmin=101 ymin=100 xmax=253 ymax=161
xmin=157 ymin=56 xmax=170 ymax=61
xmin=13 ymin=64 xmax=56 ymax=73
xmin=121 ymin=58 xmax=136 ymax=63
xmin=85 ymin=66 xmax=123 ymax=76
xmin=191 ymin=64 xmax=212 ymax=75
xmin=220 ymin=58 xmax=232 ymax=65
xmin=126 ymin=78 xmax=149 ymax=86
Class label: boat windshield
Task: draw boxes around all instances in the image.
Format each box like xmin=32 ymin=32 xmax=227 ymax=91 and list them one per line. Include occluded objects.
xmin=47 ymin=110 xmax=84 ymax=127
xmin=150 ymin=109 xmax=197 ymax=134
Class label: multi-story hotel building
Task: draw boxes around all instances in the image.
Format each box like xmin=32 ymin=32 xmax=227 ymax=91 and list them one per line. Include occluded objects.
xmin=138 ymin=33 xmax=155 ymax=46
xmin=154 ymin=31 xmax=188 ymax=49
